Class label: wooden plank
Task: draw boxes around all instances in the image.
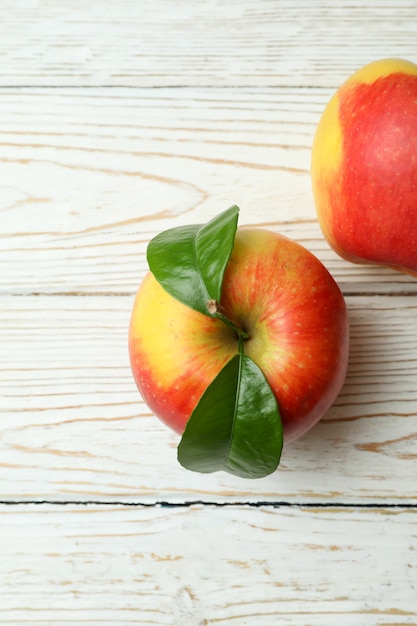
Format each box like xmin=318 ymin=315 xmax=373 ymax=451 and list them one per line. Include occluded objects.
xmin=1 ymin=293 xmax=416 ymax=504
xmin=0 ymin=3 xmax=415 ymax=624
xmin=0 ymin=504 xmax=415 ymax=625
xmin=1 ymin=88 xmax=416 ymax=295
xmin=0 ymin=1 xmax=416 ymax=88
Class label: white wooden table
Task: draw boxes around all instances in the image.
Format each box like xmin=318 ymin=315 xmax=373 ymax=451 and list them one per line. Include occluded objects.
xmin=1 ymin=2 xmax=417 ymax=624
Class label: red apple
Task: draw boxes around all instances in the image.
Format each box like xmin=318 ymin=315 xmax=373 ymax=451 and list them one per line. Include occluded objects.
xmin=311 ymin=58 xmax=417 ymax=276
xmin=129 ymin=228 xmax=349 ymax=443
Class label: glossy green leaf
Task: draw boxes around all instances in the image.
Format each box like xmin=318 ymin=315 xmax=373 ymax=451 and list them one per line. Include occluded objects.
xmin=147 ymin=205 xmax=239 ymax=316
xmin=177 ymin=352 xmax=283 ymax=479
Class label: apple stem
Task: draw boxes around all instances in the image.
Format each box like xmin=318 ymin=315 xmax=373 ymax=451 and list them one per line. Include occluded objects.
xmin=206 ymin=299 xmax=249 ymax=340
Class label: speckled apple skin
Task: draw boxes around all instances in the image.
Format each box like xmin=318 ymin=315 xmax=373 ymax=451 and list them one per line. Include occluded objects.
xmin=129 ymin=229 xmax=349 ymax=443
xmin=312 ymin=58 xmax=417 ymax=276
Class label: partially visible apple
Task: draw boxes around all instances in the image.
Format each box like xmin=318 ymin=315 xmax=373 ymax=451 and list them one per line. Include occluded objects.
xmin=129 ymin=228 xmax=349 ymax=443
xmin=311 ymin=58 xmax=417 ymax=276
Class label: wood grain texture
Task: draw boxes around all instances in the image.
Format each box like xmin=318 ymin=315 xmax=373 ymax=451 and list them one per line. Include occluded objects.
xmin=1 ymin=294 xmax=416 ymax=503
xmin=1 ymin=88 xmax=416 ymax=295
xmin=0 ymin=504 xmax=415 ymax=625
xmin=2 ymin=2 xmax=417 ymax=623
xmin=0 ymin=1 xmax=416 ymax=88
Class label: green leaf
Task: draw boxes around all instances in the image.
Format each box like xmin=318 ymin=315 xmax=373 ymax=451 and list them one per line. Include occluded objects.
xmin=147 ymin=205 xmax=239 ymax=316
xmin=177 ymin=352 xmax=283 ymax=479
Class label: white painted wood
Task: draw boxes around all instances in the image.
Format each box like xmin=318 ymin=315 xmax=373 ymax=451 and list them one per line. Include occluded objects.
xmin=1 ymin=2 xmax=417 ymax=623
xmin=0 ymin=504 xmax=415 ymax=625
xmin=1 ymin=88 xmax=416 ymax=295
xmin=0 ymin=1 xmax=416 ymax=88
xmin=1 ymin=294 xmax=416 ymax=504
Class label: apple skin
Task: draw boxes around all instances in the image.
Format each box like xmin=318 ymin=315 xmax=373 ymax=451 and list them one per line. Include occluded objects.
xmin=129 ymin=228 xmax=349 ymax=444
xmin=311 ymin=58 xmax=417 ymax=276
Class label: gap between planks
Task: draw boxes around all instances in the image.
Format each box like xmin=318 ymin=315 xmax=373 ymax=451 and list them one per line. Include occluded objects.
xmin=0 ymin=500 xmax=416 ymax=510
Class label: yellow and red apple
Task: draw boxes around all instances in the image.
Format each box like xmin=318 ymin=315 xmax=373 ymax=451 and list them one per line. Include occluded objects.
xmin=311 ymin=58 xmax=417 ymax=276
xmin=129 ymin=228 xmax=349 ymax=444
